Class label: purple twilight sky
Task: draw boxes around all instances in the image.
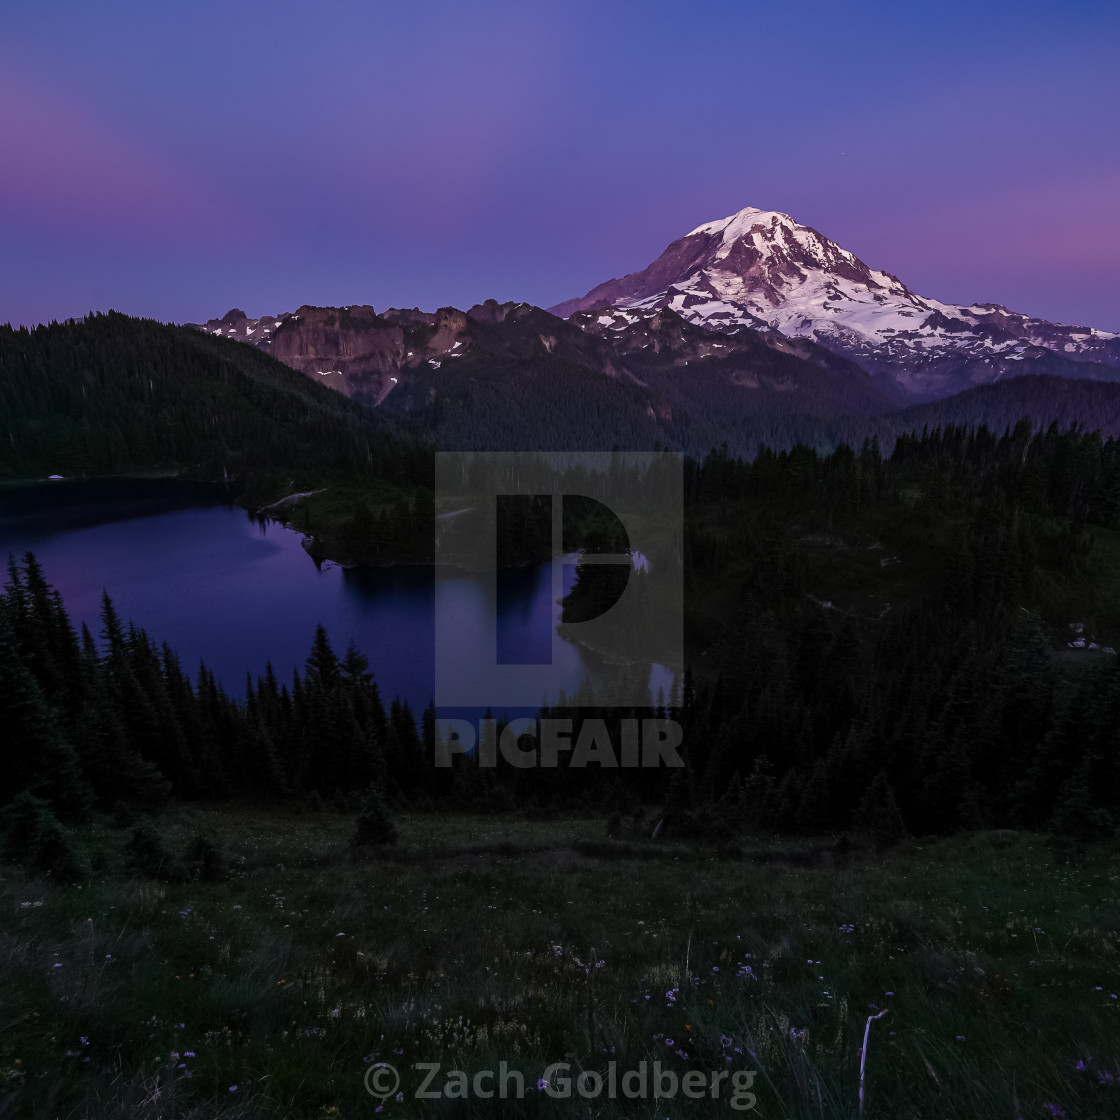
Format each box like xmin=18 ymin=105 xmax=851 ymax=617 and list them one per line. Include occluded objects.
xmin=2 ymin=0 xmax=1118 ymax=331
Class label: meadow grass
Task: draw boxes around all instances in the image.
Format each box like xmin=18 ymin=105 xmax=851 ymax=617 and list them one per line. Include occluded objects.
xmin=1 ymin=810 xmax=1118 ymax=1118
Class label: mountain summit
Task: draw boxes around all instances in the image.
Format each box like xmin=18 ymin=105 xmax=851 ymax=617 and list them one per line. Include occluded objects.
xmin=550 ymin=205 xmax=1120 ymax=398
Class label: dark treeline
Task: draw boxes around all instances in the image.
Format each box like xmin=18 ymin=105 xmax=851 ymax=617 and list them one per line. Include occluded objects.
xmin=0 ymin=551 xmax=671 ymax=822
xmin=3 ymin=421 xmax=1120 ymax=863
xmin=0 ymin=554 xmax=440 ymax=815
xmin=440 ymin=421 xmax=1120 ymax=842
xmin=671 ymin=419 xmax=1120 ymax=843
xmin=0 ymin=312 xmax=431 ymax=491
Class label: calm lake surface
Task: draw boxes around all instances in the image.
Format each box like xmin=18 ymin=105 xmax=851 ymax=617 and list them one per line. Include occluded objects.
xmin=0 ymin=478 xmax=598 ymax=712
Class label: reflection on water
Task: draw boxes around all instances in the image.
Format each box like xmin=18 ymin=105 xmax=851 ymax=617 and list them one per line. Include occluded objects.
xmin=0 ymin=479 xmax=662 ymax=712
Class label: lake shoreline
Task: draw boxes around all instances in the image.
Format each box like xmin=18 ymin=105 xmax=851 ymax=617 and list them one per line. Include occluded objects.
xmin=0 ymin=482 xmax=597 ymax=707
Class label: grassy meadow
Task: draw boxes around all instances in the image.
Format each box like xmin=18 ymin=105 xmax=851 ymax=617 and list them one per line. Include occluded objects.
xmin=1 ymin=811 xmax=1118 ymax=1119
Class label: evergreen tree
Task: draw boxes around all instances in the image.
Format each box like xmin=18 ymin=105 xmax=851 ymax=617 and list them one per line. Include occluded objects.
xmin=0 ymin=603 xmax=91 ymax=819
xmin=124 ymin=818 xmax=182 ymax=880
xmin=352 ymin=784 xmax=398 ymax=847
xmin=0 ymin=791 xmax=90 ymax=882
xmin=853 ymin=771 xmax=906 ymax=848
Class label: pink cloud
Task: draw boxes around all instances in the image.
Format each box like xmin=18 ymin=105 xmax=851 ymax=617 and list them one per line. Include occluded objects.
xmin=845 ymin=173 xmax=1120 ymax=278
xmin=0 ymin=60 xmax=242 ymax=246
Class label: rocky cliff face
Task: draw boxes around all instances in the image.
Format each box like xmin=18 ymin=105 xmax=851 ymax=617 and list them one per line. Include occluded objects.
xmin=192 ymin=304 xmax=483 ymax=404
xmin=266 ymin=306 xmax=404 ymax=399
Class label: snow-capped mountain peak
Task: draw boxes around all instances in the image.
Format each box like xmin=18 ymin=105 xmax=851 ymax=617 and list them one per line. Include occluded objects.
xmin=550 ymin=205 xmax=1120 ymax=398
xmin=687 ymin=205 xmax=791 ymax=239
xmin=686 ymin=206 xmax=860 ymax=272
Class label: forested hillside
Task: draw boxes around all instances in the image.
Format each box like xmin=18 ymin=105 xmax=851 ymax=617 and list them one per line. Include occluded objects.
xmin=0 ymin=312 xmax=430 ymax=492
xmin=4 ymin=422 xmax=1119 ymax=870
xmin=673 ymin=420 xmax=1120 ymax=840
xmin=9 ymin=314 xmax=1120 ymax=492
xmin=860 ymin=375 xmax=1120 ymax=453
xmin=643 ymin=373 xmax=1120 ymax=460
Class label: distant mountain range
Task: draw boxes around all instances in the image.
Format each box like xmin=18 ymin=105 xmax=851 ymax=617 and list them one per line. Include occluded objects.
xmin=189 ymin=204 xmax=1120 ymax=454
xmin=190 ymin=298 xmax=903 ymax=455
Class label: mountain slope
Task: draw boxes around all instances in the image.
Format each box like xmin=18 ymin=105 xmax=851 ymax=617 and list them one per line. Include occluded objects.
xmin=868 ymin=374 xmax=1120 ymax=450
xmin=550 ymin=206 xmax=1120 ymax=400
xmin=187 ymin=300 xmax=1120 ymax=457
xmin=0 ymin=312 xmax=429 ymax=487
xmin=191 ymin=299 xmax=902 ymax=453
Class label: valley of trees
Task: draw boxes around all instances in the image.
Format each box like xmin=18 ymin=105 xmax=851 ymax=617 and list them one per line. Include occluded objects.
xmin=10 ymin=314 xmax=1120 ymax=483
xmin=4 ymin=419 xmax=1120 ymax=877
xmin=384 ymin=337 xmax=1120 ymax=460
